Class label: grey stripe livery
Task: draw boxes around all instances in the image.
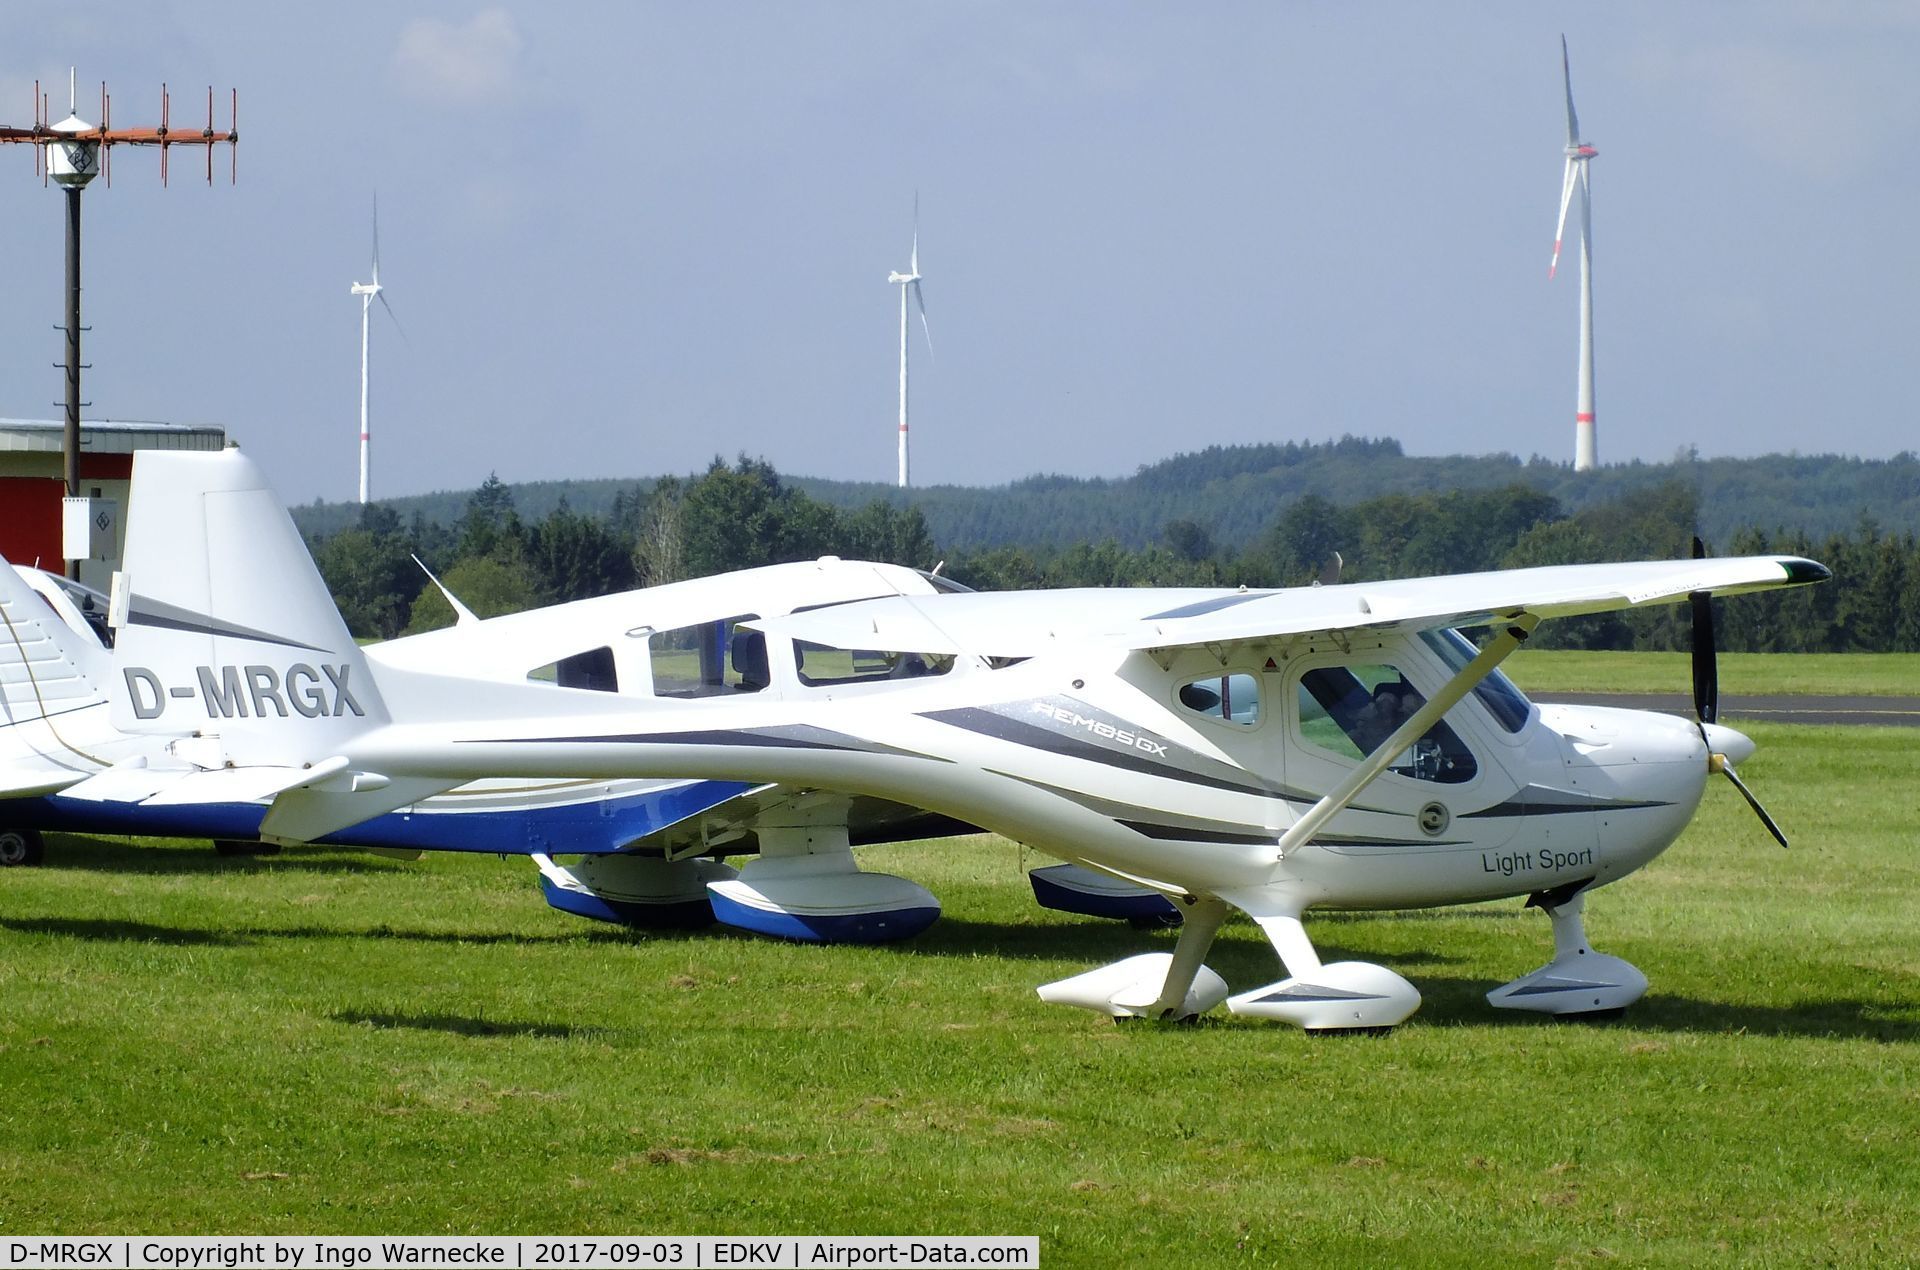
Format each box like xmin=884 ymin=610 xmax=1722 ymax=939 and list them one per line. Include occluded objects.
xmin=127 ymin=595 xmax=333 ymax=655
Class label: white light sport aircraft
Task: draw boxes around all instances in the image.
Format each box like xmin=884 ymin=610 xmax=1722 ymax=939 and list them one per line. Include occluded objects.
xmin=91 ymin=450 xmax=1828 ymax=1031
xmin=1 ymin=548 xmax=976 ymax=939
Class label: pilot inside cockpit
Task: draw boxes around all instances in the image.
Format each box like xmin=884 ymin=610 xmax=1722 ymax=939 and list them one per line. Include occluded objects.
xmin=1352 ymin=679 xmax=1424 ymax=751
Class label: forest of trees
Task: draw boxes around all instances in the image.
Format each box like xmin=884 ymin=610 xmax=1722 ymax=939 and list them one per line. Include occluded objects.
xmin=307 ymin=450 xmax=1920 ymax=654
xmin=292 ymin=436 xmax=1920 ymax=552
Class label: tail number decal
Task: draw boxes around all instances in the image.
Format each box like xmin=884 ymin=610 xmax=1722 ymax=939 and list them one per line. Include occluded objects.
xmin=123 ymin=664 xmax=365 ymax=720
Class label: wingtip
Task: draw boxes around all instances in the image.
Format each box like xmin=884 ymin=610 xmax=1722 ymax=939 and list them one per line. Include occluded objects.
xmin=1780 ymin=558 xmax=1833 ymax=587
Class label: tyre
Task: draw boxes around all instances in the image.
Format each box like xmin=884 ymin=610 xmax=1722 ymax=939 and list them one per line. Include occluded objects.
xmin=0 ymin=828 xmax=46 ymax=867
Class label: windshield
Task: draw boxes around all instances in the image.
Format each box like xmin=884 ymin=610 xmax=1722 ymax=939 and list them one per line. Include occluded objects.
xmin=1421 ymin=628 xmax=1532 ymax=734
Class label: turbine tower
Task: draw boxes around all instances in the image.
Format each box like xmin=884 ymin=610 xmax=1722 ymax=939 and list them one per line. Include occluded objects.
xmin=350 ymin=195 xmax=402 ymax=504
xmin=887 ymin=196 xmax=932 ymax=488
xmin=1551 ymin=35 xmax=1599 ymax=472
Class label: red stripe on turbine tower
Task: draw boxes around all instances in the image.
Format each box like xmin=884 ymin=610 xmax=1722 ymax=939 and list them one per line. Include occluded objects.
xmin=1576 ymin=413 xmax=1594 ymax=423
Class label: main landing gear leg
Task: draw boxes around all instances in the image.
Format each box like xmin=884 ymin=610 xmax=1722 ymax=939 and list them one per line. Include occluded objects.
xmin=1140 ymin=897 xmax=1230 ymax=1019
xmin=1222 ymin=894 xmax=1422 ymax=1032
xmin=1486 ymin=890 xmax=1647 ymax=1018
xmin=1036 ymin=894 xmax=1230 ymax=1020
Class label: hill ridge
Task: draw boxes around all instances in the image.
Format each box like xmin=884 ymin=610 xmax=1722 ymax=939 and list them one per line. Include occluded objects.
xmin=290 ymin=438 xmax=1920 ymax=550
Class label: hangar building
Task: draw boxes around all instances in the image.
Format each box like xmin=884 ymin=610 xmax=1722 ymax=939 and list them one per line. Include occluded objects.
xmin=0 ymin=417 xmax=227 ymax=591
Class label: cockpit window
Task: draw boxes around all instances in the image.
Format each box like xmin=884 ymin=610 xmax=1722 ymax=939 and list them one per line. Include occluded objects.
xmin=1422 ymin=628 xmax=1532 ymax=734
xmin=528 ymin=645 xmax=618 ymax=693
xmin=794 ymin=642 xmax=954 ymax=686
xmin=649 ymin=615 xmax=765 ymax=696
xmin=1177 ymin=672 xmax=1260 ymax=727
xmin=1296 ymin=664 xmax=1477 ymax=783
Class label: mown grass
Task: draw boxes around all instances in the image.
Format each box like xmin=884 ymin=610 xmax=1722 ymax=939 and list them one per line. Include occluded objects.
xmin=1504 ymin=649 xmax=1920 ymax=697
xmin=1 ymin=723 xmax=1915 ymax=1264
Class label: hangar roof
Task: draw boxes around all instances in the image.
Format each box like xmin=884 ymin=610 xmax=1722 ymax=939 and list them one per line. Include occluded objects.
xmin=0 ymin=418 xmax=226 ymax=455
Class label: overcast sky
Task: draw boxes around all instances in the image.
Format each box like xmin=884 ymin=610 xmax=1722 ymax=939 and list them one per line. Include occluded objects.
xmin=1 ymin=3 xmax=1913 ymax=506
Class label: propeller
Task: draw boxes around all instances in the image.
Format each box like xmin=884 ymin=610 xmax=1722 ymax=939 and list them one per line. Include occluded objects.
xmin=1688 ymin=536 xmax=1789 ymax=848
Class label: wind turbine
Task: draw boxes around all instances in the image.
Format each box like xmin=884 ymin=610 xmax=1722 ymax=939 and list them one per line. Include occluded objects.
xmin=887 ymin=196 xmax=932 ymax=489
xmin=1551 ymin=35 xmax=1599 ymax=473
xmin=349 ymin=195 xmax=403 ymax=504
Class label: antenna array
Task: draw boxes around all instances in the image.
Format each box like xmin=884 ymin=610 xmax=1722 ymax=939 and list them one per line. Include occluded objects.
xmin=0 ymin=70 xmax=240 ymax=579
xmin=0 ymin=75 xmax=239 ymax=184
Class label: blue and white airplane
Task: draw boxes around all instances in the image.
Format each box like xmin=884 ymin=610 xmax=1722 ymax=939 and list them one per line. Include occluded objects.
xmin=1 ymin=544 xmax=975 ymax=942
xmin=60 ymin=448 xmax=1830 ymax=1031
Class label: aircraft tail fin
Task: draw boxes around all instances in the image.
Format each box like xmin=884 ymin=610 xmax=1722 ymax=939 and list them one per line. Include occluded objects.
xmin=110 ymin=447 xmax=390 ymax=768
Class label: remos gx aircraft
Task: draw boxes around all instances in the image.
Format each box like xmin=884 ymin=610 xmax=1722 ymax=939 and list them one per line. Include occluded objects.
xmin=91 ymin=450 xmax=1828 ymax=1031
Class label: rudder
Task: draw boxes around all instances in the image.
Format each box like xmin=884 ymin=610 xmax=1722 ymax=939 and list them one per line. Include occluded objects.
xmin=110 ymin=447 xmax=387 ymax=767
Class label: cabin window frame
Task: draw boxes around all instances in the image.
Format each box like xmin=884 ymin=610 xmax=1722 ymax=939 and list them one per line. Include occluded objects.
xmin=1282 ymin=647 xmax=1485 ymax=788
xmin=1172 ymin=669 xmax=1265 ymax=730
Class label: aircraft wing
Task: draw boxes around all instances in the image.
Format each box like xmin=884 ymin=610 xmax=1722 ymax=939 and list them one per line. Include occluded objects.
xmin=751 ymin=557 xmax=1829 ymax=658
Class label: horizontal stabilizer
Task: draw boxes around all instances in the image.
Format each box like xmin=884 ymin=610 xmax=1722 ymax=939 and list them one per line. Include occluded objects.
xmin=0 ymin=770 xmax=89 ymax=799
xmin=57 ymin=759 xmax=194 ymax=804
xmin=261 ymin=775 xmax=464 ymax=845
xmin=59 ymin=755 xmax=351 ymax=806
xmin=144 ymin=758 xmax=352 ymax=806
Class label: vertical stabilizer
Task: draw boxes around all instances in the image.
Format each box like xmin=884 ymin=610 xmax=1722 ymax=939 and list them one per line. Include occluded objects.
xmin=110 ymin=447 xmax=387 ymax=765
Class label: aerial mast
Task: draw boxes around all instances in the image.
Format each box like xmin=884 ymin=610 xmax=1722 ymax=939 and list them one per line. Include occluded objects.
xmin=0 ymin=70 xmax=239 ymax=578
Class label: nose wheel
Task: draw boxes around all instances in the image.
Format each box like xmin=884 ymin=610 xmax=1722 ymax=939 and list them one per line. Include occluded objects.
xmin=1487 ymin=890 xmax=1647 ymax=1017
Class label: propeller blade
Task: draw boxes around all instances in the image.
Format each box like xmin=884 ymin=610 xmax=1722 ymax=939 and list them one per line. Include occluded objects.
xmin=371 ymin=192 xmax=381 ymax=283
xmin=1720 ymin=762 xmax=1789 ymax=849
xmin=1689 ymin=537 xmax=1718 ymax=726
xmin=911 ymin=190 xmax=920 ymax=275
xmin=912 ymin=280 xmax=932 ymax=357
xmin=1550 ymin=159 xmax=1577 ymax=278
xmin=376 ymin=289 xmax=410 ymax=346
xmin=1561 ymin=34 xmax=1580 ymax=144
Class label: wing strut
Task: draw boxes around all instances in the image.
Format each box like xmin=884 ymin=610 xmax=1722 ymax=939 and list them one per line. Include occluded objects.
xmin=1274 ymin=617 xmax=1537 ymax=860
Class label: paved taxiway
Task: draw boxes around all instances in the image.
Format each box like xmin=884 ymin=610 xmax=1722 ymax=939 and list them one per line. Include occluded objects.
xmin=1535 ymin=694 xmax=1920 ymax=728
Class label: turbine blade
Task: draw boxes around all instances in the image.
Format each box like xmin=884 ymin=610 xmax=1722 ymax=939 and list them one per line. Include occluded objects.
xmin=911 ymin=190 xmax=920 ymax=275
xmin=1550 ymin=159 xmax=1577 ymax=278
xmin=912 ymin=279 xmax=932 ymax=357
xmin=1561 ymin=34 xmax=1580 ymax=144
xmin=376 ymin=289 xmax=410 ymax=346
xmin=371 ymin=192 xmax=382 ymax=283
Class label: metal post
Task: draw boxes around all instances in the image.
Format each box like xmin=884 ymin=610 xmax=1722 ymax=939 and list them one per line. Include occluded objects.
xmin=64 ymin=184 xmax=83 ymax=579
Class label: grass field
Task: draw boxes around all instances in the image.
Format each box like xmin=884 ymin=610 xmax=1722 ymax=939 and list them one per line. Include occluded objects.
xmin=2 ymin=723 xmax=1916 ymax=1264
xmin=1503 ymin=649 xmax=1920 ymax=697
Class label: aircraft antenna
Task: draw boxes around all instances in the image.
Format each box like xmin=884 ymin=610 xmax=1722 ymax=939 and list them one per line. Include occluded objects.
xmin=0 ymin=69 xmax=239 ymax=579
